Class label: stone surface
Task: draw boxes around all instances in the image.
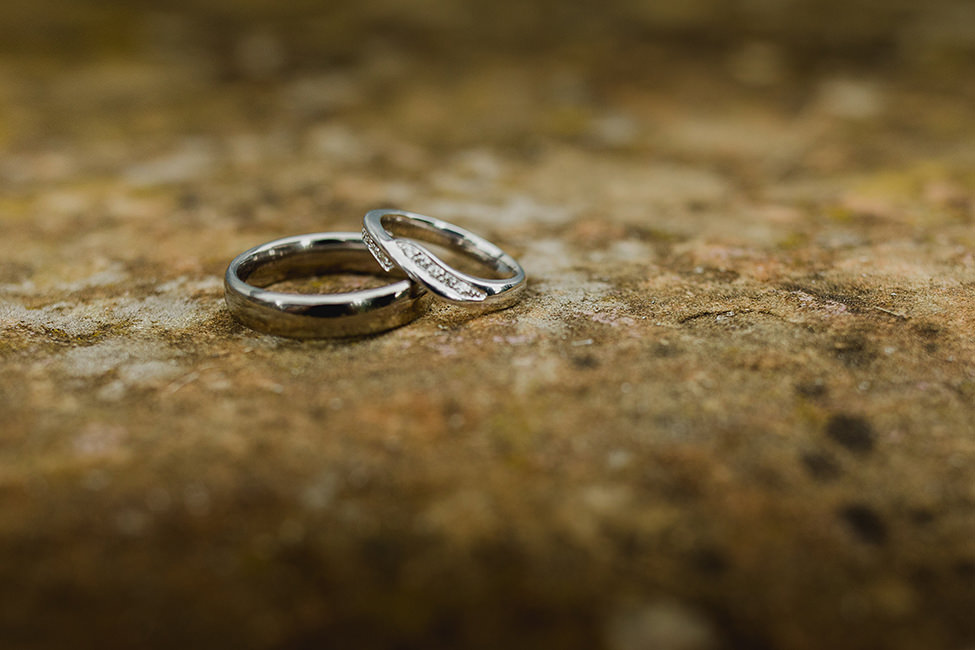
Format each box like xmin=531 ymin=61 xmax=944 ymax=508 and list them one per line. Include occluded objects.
xmin=1 ymin=2 xmax=974 ymax=649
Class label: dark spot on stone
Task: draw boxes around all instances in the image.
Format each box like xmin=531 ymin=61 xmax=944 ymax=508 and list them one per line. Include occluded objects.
xmin=309 ymin=405 xmax=330 ymax=420
xmin=954 ymin=559 xmax=975 ymax=581
xmin=235 ymin=203 xmax=258 ymax=224
xmin=838 ymin=504 xmax=888 ymax=545
xmin=651 ymin=342 xmax=678 ymax=357
xmin=832 ymin=334 xmax=875 ymax=367
xmin=750 ymin=463 xmax=787 ymax=489
xmin=179 ymin=191 xmax=201 ymax=210
xmin=694 ymin=267 xmax=740 ymax=282
xmin=261 ymin=188 xmax=281 ymax=206
xmin=800 ymin=451 xmax=841 ymax=481
xmin=795 ymin=380 xmax=827 ymax=398
xmin=571 ymin=355 xmax=599 ymax=369
xmin=472 ymin=536 xmax=521 ymax=569
xmin=910 ymin=564 xmax=936 ymax=586
xmin=627 ymin=225 xmax=684 ymax=244
xmin=909 ymin=508 xmax=935 ymax=526
xmin=914 ymin=322 xmax=942 ymax=339
xmin=913 ymin=323 xmax=942 ymax=353
xmin=0 ymin=261 xmax=33 ymax=284
xmin=360 ymin=534 xmax=407 ymax=579
xmin=612 ymin=530 xmax=647 ymax=559
xmin=825 ymin=414 xmax=875 ymax=455
xmin=691 ymin=547 xmax=730 ymax=575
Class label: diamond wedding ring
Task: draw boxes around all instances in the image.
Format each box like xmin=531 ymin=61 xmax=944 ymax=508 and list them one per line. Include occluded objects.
xmin=361 ymin=209 xmax=526 ymax=310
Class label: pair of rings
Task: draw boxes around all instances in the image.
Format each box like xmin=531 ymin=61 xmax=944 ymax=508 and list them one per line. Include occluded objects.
xmin=224 ymin=209 xmax=527 ymax=338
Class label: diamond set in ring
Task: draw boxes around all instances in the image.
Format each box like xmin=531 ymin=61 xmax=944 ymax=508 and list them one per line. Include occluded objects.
xmin=362 ymin=228 xmax=394 ymax=271
xmin=362 ymin=209 xmax=526 ymax=310
xmin=396 ymin=241 xmax=487 ymax=300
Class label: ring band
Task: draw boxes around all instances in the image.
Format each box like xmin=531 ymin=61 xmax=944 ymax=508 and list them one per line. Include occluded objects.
xmin=224 ymin=232 xmax=430 ymax=338
xmin=361 ymin=209 xmax=526 ymax=310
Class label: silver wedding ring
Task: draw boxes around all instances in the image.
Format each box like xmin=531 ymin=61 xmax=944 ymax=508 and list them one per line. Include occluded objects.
xmin=362 ymin=209 xmax=526 ymax=310
xmin=224 ymin=232 xmax=430 ymax=338
xmin=224 ymin=211 xmax=526 ymax=337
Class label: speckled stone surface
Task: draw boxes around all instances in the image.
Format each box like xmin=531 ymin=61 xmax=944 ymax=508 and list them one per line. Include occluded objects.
xmin=1 ymin=2 xmax=974 ymax=649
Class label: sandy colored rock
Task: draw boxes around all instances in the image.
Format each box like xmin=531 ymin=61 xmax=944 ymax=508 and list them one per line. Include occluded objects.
xmin=1 ymin=1 xmax=973 ymax=649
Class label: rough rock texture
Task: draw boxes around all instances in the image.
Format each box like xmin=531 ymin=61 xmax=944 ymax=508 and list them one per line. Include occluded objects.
xmin=1 ymin=2 xmax=973 ymax=649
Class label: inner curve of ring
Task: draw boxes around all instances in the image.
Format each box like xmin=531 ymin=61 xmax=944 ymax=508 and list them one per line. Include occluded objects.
xmin=238 ymin=247 xmax=409 ymax=290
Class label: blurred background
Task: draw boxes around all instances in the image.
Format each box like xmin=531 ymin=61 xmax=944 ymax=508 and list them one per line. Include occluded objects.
xmin=2 ymin=0 xmax=972 ymax=245
xmin=4 ymin=0 xmax=975 ymax=70
xmin=2 ymin=0 xmax=973 ymax=150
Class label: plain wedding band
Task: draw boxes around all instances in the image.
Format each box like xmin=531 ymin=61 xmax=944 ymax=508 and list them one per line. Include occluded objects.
xmin=224 ymin=232 xmax=430 ymax=338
